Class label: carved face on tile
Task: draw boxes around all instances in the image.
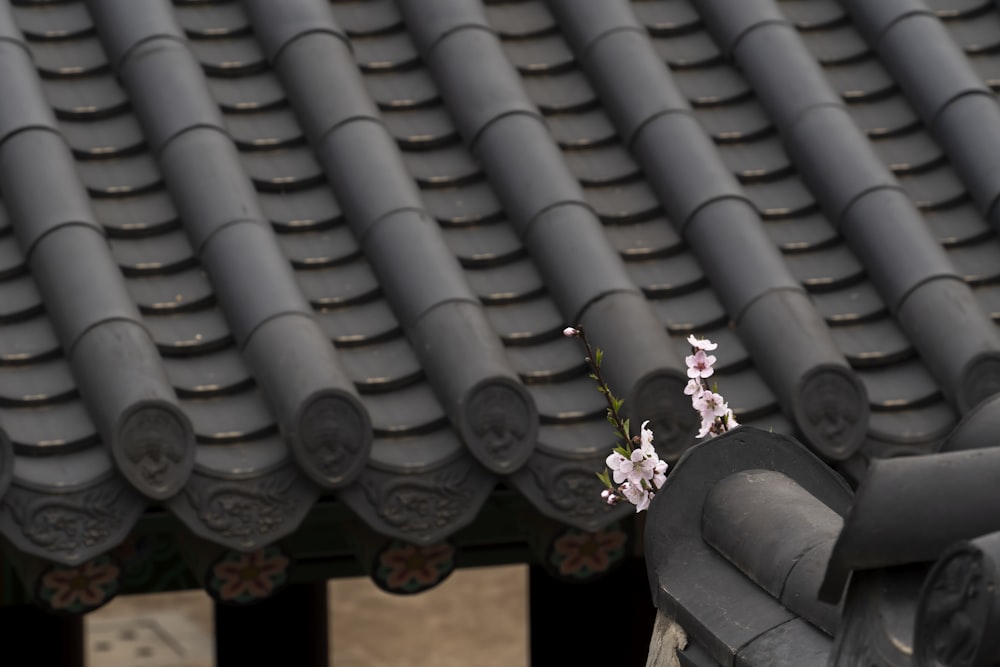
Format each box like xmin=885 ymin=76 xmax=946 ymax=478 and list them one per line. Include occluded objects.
xmin=916 ymin=547 xmax=993 ymax=667
xmin=628 ymin=374 xmax=697 ymax=462
xmin=120 ymin=406 xmax=189 ymax=494
xmin=799 ymin=370 xmax=865 ymax=460
xmin=300 ymin=395 xmax=366 ymax=482
xmin=466 ymin=382 xmax=533 ymax=471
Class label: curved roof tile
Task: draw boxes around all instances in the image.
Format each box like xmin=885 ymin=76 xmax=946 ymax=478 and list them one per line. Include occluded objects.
xmin=244 ymin=0 xmax=538 ymax=475
xmin=0 ymin=0 xmax=997 ymax=595
xmin=0 ymin=3 xmax=193 ymax=514
xmin=89 ymin=0 xmax=373 ymax=493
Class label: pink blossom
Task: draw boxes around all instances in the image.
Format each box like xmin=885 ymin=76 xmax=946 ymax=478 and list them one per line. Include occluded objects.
xmin=684 ymin=378 xmax=703 ymax=396
xmin=693 ymin=391 xmax=728 ymax=419
xmin=639 ymin=420 xmax=654 ymax=453
xmin=635 ymin=490 xmax=652 ymax=512
xmin=687 ymin=335 xmax=718 ymax=351
xmin=563 ymin=326 xmax=580 ymax=337
xmin=686 ymin=350 xmax=716 ymax=379
xmin=619 ymin=482 xmax=651 ymax=512
xmin=697 ymin=414 xmax=716 ymax=438
xmin=606 ymin=451 xmax=647 ymax=485
xmin=652 ymin=459 xmax=668 ymax=489
xmin=632 ymin=449 xmax=660 ymax=484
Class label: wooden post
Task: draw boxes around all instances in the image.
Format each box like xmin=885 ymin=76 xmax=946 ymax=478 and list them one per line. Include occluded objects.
xmin=529 ymin=557 xmax=655 ymax=666
xmin=215 ymin=581 xmax=329 ymax=667
xmin=0 ymin=604 xmax=83 ymax=667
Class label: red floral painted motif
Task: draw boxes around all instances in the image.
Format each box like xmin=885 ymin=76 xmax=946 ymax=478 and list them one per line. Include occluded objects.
xmin=39 ymin=556 xmax=120 ymax=613
xmin=550 ymin=525 xmax=627 ymax=578
xmin=377 ymin=541 xmax=455 ymax=593
xmin=210 ymin=546 xmax=290 ymax=604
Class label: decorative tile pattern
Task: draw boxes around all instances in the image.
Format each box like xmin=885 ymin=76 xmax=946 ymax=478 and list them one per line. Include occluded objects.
xmin=1 ymin=0 xmax=999 ymax=603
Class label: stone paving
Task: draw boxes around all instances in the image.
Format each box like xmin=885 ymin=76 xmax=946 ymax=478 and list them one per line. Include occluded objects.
xmin=85 ymin=565 xmax=527 ymax=667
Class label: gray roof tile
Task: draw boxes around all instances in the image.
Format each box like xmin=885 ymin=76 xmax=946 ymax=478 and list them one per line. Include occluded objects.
xmin=9 ymin=1 xmax=91 ymax=39
xmin=0 ymin=0 xmax=998 ymax=604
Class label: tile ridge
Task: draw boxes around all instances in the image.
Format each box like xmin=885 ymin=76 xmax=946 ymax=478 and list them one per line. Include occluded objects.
xmin=244 ymin=0 xmax=540 ymax=474
xmin=546 ymin=0 xmax=867 ymax=459
xmin=841 ymin=1 xmax=1000 ymax=228
xmin=821 ymin=447 xmax=1000 ymax=602
xmin=87 ymin=0 xmax=373 ymax=490
xmin=646 ymin=428 xmax=848 ymax=658
xmin=0 ymin=10 xmax=194 ymax=500
xmin=397 ymin=0 xmax=697 ymax=455
xmin=697 ymin=0 xmax=1000 ymax=413
xmin=842 ymin=0 xmax=938 ymax=49
xmin=682 ymin=0 xmax=792 ymax=61
xmin=387 ymin=0 xmax=494 ymax=62
xmin=941 ymin=393 xmax=1000 ymax=452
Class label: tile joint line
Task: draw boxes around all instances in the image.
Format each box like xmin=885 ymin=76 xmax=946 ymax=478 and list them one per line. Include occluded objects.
xmin=627 ymin=107 xmax=696 ymax=153
xmin=573 ymin=287 xmax=647 ymax=329
xmin=864 ymin=8 xmax=936 ymax=51
xmin=927 ymin=88 xmax=996 ymax=141
xmin=468 ymin=108 xmax=546 ymax=154
xmin=833 ymin=183 xmax=910 ymax=236
xmin=18 ymin=217 xmax=104 ymax=264
xmin=191 ymin=216 xmax=267 ymax=258
xmin=355 ymin=205 xmax=428 ymax=245
xmin=518 ymin=199 xmax=597 ymax=243
xmin=108 ymin=32 xmax=190 ymax=76
xmin=0 ymin=123 xmax=63 ymax=159
xmin=419 ymin=22 xmax=496 ymax=62
xmin=725 ymin=18 xmax=792 ymax=61
xmin=64 ymin=315 xmax=154 ymax=361
xmin=730 ymin=285 xmax=809 ymax=329
xmin=0 ymin=34 xmax=29 ymax=54
xmin=893 ymin=273 xmax=969 ymax=320
xmin=152 ymin=122 xmax=230 ymax=161
xmin=678 ymin=193 xmax=756 ymax=239
xmin=313 ymin=114 xmax=385 ymax=161
xmin=577 ymin=25 xmax=646 ymax=66
xmin=269 ymin=27 xmax=353 ymax=68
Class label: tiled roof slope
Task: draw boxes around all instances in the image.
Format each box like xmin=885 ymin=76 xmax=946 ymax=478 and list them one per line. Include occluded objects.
xmin=0 ymin=0 xmax=999 ymax=571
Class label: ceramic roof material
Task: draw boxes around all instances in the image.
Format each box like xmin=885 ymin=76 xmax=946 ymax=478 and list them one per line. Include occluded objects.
xmin=645 ymin=428 xmax=851 ymax=665
xmin=646 ymin=428 xmax=1000 ymax=666
xmin=1 ymin=0 xmax=1000 ymax=590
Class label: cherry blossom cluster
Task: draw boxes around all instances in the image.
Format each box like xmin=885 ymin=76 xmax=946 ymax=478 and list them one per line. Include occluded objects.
xmin=684 ymin=335 xmax=738 ymax=438
xmin=601 ymin=419 xmax=667 ymax=512
xmin=563 ymin=326 xmax=669 ymax=513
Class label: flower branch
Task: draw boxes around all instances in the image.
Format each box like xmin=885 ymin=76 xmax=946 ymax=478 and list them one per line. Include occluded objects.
xmin=565 ymin=328 xmax=739 ymax=513
xmin=564 ymin=326 xmax=667 ymax=512
xmin=683 ymin=334 xmax=738 ymax=438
